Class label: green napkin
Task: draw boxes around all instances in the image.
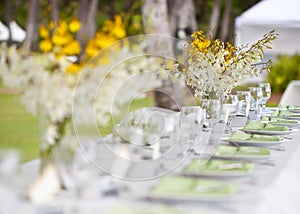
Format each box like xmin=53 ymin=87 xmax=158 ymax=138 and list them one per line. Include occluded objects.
xmin=185 ymin=159 xmax=254 ymax=173
xmin=272 ymin=110 xmax=300 ymax=117
xmin=230 ymin=132 xmax=280 ymax=142
xmin=215 ymin=145 xmax=270 ymax=157
xmin=287 ymin=105 xmax=300 ymax=110
xmin=103 ymin=205 xmax=183 ymax=214
xmin=152 ymin=176 xmax=237 ymax=196
xmin=244 ymin=121 xmax=290 ymax=131
xmin=278 ymin=105 xmax=300 ymax=110
xmin=261 ymin=116 xmax=298 ymax=124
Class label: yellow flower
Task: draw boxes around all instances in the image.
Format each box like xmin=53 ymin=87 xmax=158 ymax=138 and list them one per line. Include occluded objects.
xmin=52 ymin=32 xmax=72 ymax=46
xmin=56 ymin=21 xmax=68 ymax=34
xmin=114 ymin=15 xmax=123 ymax=26
xmin=112 ymin=15 xmax=126 ymax=39
xmin=39 ymin=39 xmax=53 ymax=52
xmin=102 ymin=20 xmax=113 ymax=33
xmin=85 ymin=42 xmax=99 ymax=58
xmin=95 ymin=33 xmax=116 ymax=49
xmin=39 ymin=25 xmax=50 ymax=38
xmin=49 ymin=21 xmax=55 ymax=30
xmin=197 ymin=40 xmax=211 ymax=53
xmin=66 ymin=63 xmax=81 ymax=74
xmin=62 ymin=40 xmax=81 ymax=55
xmin=69 ymin=19 xmax=81 ymax=33
xmin=112 ymin=26 xmax=126 ymax=39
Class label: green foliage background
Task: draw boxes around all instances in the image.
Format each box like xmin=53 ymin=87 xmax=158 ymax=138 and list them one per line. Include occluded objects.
xmin=268 ymin=54 xmax=300 ymax=93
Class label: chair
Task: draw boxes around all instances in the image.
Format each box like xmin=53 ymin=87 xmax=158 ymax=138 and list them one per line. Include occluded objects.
xmin=279 ymin=81 xmax=300 ymax=105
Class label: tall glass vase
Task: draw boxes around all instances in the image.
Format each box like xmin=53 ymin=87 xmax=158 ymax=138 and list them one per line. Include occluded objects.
xmin=39 ymin=114 xmax=74 ymax=173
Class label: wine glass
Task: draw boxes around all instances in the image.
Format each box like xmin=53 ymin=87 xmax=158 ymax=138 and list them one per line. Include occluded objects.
xmin=180 ymin=106 xmax=204 ymax=153
xmin=249 ymin=87 xmax=263 ymax=110
xmin=236 ymin=91 xmax=252 ymax=117
xmin=200 ymin=99 xmax=222 ymax=131
xmin=222 ymin=95 xmax=239 ymax=133
xmin=258 ymin=83 xmax=271 ymax=112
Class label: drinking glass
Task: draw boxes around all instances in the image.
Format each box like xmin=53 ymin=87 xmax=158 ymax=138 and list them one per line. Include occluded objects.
xmin=222 ymin=95 xmax=239 ymax=132
xmin=236 ymin=91 xmax=251 ymax=117
xmin=180 ymin=106 xmax=204 ymax=153
xmin=249 ymin=87 xmax=263 ymax=110
xmin=180 ymin=106 xmax=203 ymax=137
xmin=258 ymin=83 xmax=271 ymax=112
xmin=200 ymin=99 xmax=222 ymax=131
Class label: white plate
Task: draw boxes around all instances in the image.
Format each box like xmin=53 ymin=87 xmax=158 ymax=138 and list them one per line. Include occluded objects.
xmin=281 ymin=116 xmax=300 ymax=120
xmin=181 ymin=170 xmax=253 ymax=179
xmin=146 ymin=193 xmax=239 ymax=203
xmin=222 ymin=137 xmax=287 ymax=147
xmin=241 ymin=129 xmax=294 ymax=135
xmin=288 ymin=109 xmax=300 ymax=113
xmin=213 ymin=154 xmax=270 ymax=161
xmin=261 ymin=121 xmax=299 ymax=128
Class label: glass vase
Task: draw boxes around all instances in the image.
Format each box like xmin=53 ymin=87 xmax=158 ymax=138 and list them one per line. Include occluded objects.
xmin=39 ymin=114 xmax=74 ymax=173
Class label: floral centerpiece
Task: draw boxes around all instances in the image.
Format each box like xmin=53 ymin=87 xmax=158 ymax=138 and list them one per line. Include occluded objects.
xmin=0 ymin=16 xmax=162 ymax=171
xmin=173 ymin=30 xmax=279 ymax=99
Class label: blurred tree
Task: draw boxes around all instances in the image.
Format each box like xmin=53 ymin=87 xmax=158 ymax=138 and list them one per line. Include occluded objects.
xmin=49 ymin=0 xmax=59 ymax=28
xmin=77 ymin=0 xmax=89 ymax=54
xmin=142 ymin=0 xmax=183 ymax=110
xmin=5 ymin=0 xmax=13 ymax=45
xmin=87 ymin=0 xmax=99 ymax=39
xmin=76 ymin=0 xmax=99 ymax=59
xmin=142 ymin=0 xmax=197 ymax=110
xmin=23 ymin=0 xmax=40 ymax=50
xmin=169 ymin=0 xmax=197 ymax=39
xmin=207 ymin=0 xmax=221 ymax=39
xmin=220 ymin=0 xmax=232 ymax=41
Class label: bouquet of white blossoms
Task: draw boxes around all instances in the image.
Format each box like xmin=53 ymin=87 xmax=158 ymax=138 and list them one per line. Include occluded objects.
xmin=0 ymin=43 xmax=162 ymax=164
xmin=173 ymin=30 xmax=278 ymax=98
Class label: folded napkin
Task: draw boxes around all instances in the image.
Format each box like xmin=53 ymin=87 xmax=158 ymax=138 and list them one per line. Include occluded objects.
xmin=243 ymin=121 xmax=290 ymax=131
xmin=261 ymin=116 xmax=298 ymax=124
xmin=272 ymin=110 xmax=300 ymax=117
xmin=152 ymin=176 xmax=237 ymax=196
xmin=230 ymin=132 xmax=280 ymax=142
xmin=186 ymin=159 xmax=254 ymax=172
xmin=215 ymin=145 xmax=270 ymax=156
xmin=102 ymin=204 xmax=180 ymax=214
xmin=279 ymin=105 xmax=300 ymax=110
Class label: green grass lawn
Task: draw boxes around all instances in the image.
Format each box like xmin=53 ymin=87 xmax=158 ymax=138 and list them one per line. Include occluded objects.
xmin=0 ymin=91 xmax=154 ymax=162
xmin=0 ymin=94 xmax=40 ymax=162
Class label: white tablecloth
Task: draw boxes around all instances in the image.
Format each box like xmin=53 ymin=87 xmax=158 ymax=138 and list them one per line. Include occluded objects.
xmin=5 ymin=119 xmax=300 ymax=214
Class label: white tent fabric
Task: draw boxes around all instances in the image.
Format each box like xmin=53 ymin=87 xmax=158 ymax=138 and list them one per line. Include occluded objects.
xmin=0 ymin=21 xmax=26 ymax=42
xmin=235 ymin=0 xmax=300 ymax=56
xmin=279 ymin=81 xmax=300 ymax=105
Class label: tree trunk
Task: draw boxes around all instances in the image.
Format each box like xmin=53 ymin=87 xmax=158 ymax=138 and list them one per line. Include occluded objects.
xmin=77 ymin=0 xmax=98 ymax=60
xmin=220 ymin=0 xmax=232 ymax=41
xmin=87 ymin=0 xmax=99 ymax=39
xmin=142 ymin=0 xmax=183 ymax=111
xmin=77 ymin=0 xmax=89 ymax=57
xmin=5 ymin=0 xmax=13 ymax=46
xmin=23 ymin=0 xmax=40 ymax=51
xmin=207 ymin=0 xmax=221 ymax=39
xmin=168 ymin=0 xmax=197 ymax=40
xmin=50 ymin=0 xmax=59 ymax=28
xmin=168 ymin=0 xmax=197 ymax=96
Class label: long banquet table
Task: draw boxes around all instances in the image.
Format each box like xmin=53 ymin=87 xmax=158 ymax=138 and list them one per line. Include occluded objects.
xmin=4 ymin=112 xmax=300 ymax=214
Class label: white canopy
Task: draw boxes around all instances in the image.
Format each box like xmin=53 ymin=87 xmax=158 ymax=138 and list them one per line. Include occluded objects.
xmin=235 ymin=0 xmax=300 ymax=56
xmin=0 ymin=21 xmax=26 ymax=42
